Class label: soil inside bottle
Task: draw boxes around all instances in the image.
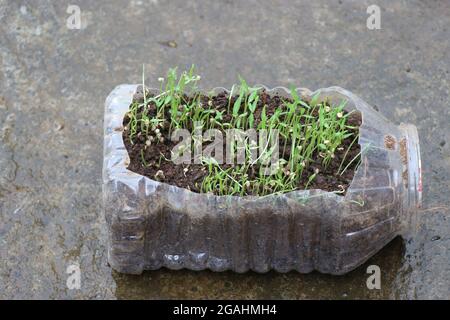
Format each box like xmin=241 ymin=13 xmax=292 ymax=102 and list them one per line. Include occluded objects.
xmin=122 ymin=89 xmax=362 ymax=196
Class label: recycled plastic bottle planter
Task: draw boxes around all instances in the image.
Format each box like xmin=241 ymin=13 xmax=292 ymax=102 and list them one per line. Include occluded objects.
xmin=103 ymin=85 xmax=422 ymax=275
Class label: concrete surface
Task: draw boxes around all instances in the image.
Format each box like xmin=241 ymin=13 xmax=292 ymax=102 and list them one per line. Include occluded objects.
xmin=0 ymin=0 xmax=449 ymax=299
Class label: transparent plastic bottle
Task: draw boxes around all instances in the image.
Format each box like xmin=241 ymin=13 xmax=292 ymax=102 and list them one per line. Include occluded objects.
xmin=103 ymin=85 xmax=421 ymax=275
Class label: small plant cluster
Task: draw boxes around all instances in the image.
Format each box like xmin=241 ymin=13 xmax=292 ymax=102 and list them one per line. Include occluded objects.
xmin=124 ymin=66 xmax=361 ymax=196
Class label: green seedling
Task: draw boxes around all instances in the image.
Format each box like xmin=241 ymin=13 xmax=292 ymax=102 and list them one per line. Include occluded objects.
xmin=125 ymin=67 xmax=361 ymax=196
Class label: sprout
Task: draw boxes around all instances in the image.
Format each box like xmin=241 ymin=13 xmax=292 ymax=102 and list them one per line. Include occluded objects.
xmin=129 ymin=66 xmax=359 ymax=196
xmin=154 ymin=170 xmax=165 ymax=180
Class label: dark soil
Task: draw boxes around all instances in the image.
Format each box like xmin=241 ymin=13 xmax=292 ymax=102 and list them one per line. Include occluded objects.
xmin=123 ymin=88 xmax=362 ymax=196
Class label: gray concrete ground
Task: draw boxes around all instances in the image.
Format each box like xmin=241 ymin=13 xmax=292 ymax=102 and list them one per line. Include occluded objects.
xmin=0 ymin=0 xmax=449 ymax=299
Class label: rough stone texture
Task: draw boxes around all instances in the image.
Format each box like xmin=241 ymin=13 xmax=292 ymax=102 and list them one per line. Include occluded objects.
xmin=0 ymin=0 xmax=448 ymax=299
